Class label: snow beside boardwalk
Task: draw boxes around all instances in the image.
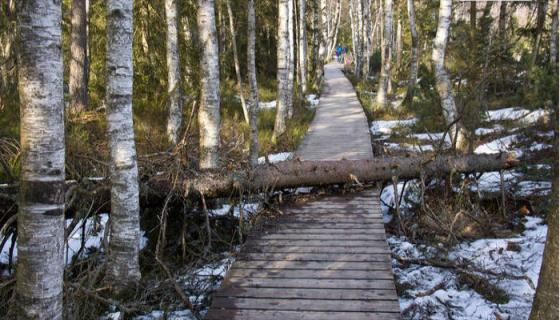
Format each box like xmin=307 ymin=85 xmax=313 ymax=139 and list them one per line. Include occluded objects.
xmin=370 ymin=118 xmax=417 ymax=135
xmin=257 ymin=151 xmax=293 ymax=164
xmin=390 ymin=216 xmax=547 ymax=320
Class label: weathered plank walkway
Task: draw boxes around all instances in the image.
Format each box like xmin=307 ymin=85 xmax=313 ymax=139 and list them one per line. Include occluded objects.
xmin=206 ymin=63 xmax=400 ymax=319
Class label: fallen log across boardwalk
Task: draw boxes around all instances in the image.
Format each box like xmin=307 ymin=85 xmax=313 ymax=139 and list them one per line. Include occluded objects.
xmin=151 ymin=152 xmax=518 ymax=198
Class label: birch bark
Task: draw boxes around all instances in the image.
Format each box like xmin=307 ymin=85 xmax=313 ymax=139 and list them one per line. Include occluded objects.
xmin=376 ymin=0 xmax=393 ymax=108
xmin=550 ymin=0 xmax=558 ymax=65
xmin=273 ymin=0 xmax=291 ymax=139
xmin=287 ymin=0 xmax=295 ymax=119
xmin=404 ymin=0 xmax=418 ymax=105
xmin=432 ymin=0 xmax=469 ymax=153
xmin=105 ymin=0 xmax=142 ymax=289
xmin=198 ymin=0 xmax=221 ymax=169
xmin=247 ymin=0 xmax=259 ymax=167
xmin=165 ymin=0 xmax=184 ymax=145
xmin=69 ymin=0 xmax=88 ymax=115
xmin=16 ymin=1 xmax=65 ymax=318
xmin=298 ymin=0 xmax=307 ymax=94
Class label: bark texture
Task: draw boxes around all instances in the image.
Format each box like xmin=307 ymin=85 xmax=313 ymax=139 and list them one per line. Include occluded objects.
xmin=273 ymin=0 xmax=291 ymax=140
xmin=16 ymin=1 xmax=65 ymax=318
xmin=226 ymin=0 xmax=249 ymax=124
xmin=247 ymin=0 xmax=259 ymax=167
xmin=287 ymin=0 xmax=295 ymax=118
xmin=298 ymin=0 xmax=307 ymax=94
xmin=404 ymin=0 xmax=418 ymax=105
xmin=528 ymin=107 xmax=559 ymax=320
xmin=432 ymin=0 xmax=469 ymax=153
xmin=198 ymin=0 xmax=221 ymax=169
xmin=105 ymin=0 xmax=142 ymax=289
xmin=69 ymin=0 xmax=88 ymax=115
xmin=376 ymin=0 xmax=393 ymax=108
xmin=156 ymin=153 xmax=518 ymax=199
xmin=165 ymin=0 xmax=184 ymax=145
xmin=550 ymin=0 xmax=559 ymax=66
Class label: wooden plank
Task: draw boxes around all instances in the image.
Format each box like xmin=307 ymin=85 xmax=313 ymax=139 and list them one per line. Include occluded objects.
xmin=232 ymin=260 xmax=392 ymax=271
xmin=277 ymin=218 xmax=384 ymax=224
xmin=222 ymin=277 xmax=397 ymax=290
xmin=262 ymin=223 xmax=386 ymax=229
xmin=238 ymin=253 xmax=391 ymax=262
xmin=228 ymin=268 xmax=394 ymax=280
xmin=211 ymin=297 xmax=400 ymax=313
xmin=243 ymin=246 xmax=390 ymax=254
xmin=243 ymin=239 xmax=389 ymax=247
xmin=205 ymin=309 xmax=401 ymax=320
xmin=249 ymin=233 xmax=387 ymax=241
xmin=255 ymin=228 xmax=386 ymax=235
xmin=214 ymin=287 xmax=397 ymax=300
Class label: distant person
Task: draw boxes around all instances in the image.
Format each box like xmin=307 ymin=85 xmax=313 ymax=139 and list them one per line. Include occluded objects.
xmin=336 ymin=45 xmax=343 ymax=63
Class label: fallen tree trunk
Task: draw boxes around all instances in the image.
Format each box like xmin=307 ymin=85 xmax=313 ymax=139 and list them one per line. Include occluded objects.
xmin=0 ymin=153 xmax=519 ymax=204
xmin=158 ymin=153 xmax=518 ymax=198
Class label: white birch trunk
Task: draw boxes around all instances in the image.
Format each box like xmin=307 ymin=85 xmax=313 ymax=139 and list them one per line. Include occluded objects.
xmin=274 ymin=0 xmax=291 ymax=139
xmin=226 ymin=0 xmax=250 ymax=124
xmin=247 ymin=0 xmax=259 ymax=167
xmin=396 ymin=17 xmax=402 ymax=69
xmin=105 ymin=0 xmax=142 ymax=289
xmin=318 ymin=0 xmax=328 ymax=67
xmin=327 ymin=0 xmax=342 ymax=60
xmin=376 ymin=0 xmax=393 ymax=108
xmin=432 ymin=0 xmax=469 ymax=153
xmin=405 ymin=0 xmax=418 ymax=104
xmin=16 ymin=1 xmax=65 ymax=318
xmin=287 ymin=0 xmax=295 ymax=119
xmin=298 ymin=0 xmax=307 ymax=94
xmin=198 ymin=0 xmax=221 ymax=169
xmin=550 ymin=0 xmax=559 ymax=65
xmin=165 ymin=0 xmax=184 ymax=145
xmin=362 ymin=0 xmax=373 ymax=77
xmin=69 ymin=0 xmax=88 ymax=115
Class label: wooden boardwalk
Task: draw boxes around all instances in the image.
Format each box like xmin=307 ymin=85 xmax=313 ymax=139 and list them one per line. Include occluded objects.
xmin=206 ymin=64 xmax=400 ymax=320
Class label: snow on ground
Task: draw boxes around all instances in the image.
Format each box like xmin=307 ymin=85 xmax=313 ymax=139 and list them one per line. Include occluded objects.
xmin=259 ymin=100 xmax=276 ymax=109
xmin=485 ymin=107 xmax=549 ymax=126
xmin=257 ymin=152 xmax=293 ymax=164
xmin=0 ymin=214 xmax=149 ymax=268
xmin=474 ymin=134 xmax=522 ymax=156
xmin=390 ymin=216 xmax=547 ymax=320
xmin=370 ymin=118 xmax=417 ymax=135
xmin=210 ymin=202 xmax=260 ymax=218
xmin=475 ymin=124 xmax=505 ymax=136
xmin=306 ymin=94 xmax=320 ymax=107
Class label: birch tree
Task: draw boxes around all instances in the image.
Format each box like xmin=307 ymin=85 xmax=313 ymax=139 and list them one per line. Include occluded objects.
xmin=316 ymin=0 xmax=328 ymax=83
xmin=432 ymin=0 xmax=469 ymax=153
xmin=298 ymin=0 xmax=307 ymax=94
xmin=376 ymin=0 xmax=393 ymax=108
xmin=550 ymin=0 xmax=558 ymax=66
xmin=198 ymin=0 xmax=221 ymax=169
xmin=362 ymin=0 xmax=373 ymax=77
xmin=16 ymin=1 xmax=65 ymax=318
xmin=105 ymin=0 xmax=142 ymax=289
xmin=404 ymin=0 xmax=418 ymax=105
xmin=69 ymin=0 xmax=88 ymax=115
xmin=226 ymin=0 xmax=249 ymax=123
xmin=247 ymin=0 xmax=259 ymax=167
xmin=165 ymin=0 xmax=184 ymax=145
xmin=287 ymin=0 xmax=295 ymax=119
xmin=273 ymin=0 xmax=291 ymax=139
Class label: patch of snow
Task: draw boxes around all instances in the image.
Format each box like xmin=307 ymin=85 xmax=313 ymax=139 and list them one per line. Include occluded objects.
xmin=259 ymin=101 xmax=276 ymax=109
xmin=210 ymin=202 xmax=260 ymax=218
xmin=370 ymin=118 xmax=417 ymax=135
xmin=1 ymin=213 xmax=149 ymax=266
xmin=384 ymin=142 xmax=435 ymax=153
xmin=257 ymin=152 xmax=293 ymax=164
xmin=485 ymin=107 xmax=549 ymax=126
xmin=528 ymin=143 xmax=553 ymax=152
xmin=474 ymin=134 xmax=522 ymax=157
xmin=475 ymin=124 xmax=504 ymax=136
xmin=305 ymin=94 xmax=320 ymax=107
xmin=391 ymin=216 xmax=548 ymax=320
